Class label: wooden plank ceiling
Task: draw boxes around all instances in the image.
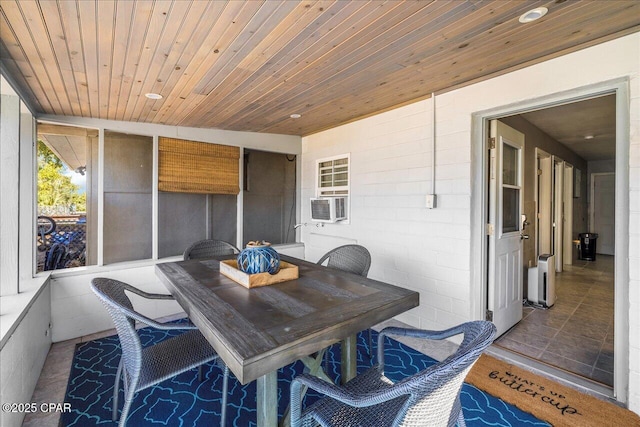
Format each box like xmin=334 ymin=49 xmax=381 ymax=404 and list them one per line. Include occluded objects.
xmin=1 ymin=0 xmax=639 ymax=136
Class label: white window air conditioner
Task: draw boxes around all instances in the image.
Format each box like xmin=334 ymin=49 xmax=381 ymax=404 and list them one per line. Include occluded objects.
xmin=311 ymin=197 xmax=347 ymax=223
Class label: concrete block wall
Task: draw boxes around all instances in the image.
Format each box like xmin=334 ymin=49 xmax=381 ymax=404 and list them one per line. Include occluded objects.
xmin=301 ymin=33 xmax=640 ymax=413
xmin=50 ymin=266 xmax=184 ymax=343
xmin=302 ymin=99 xmax=471 ymax=329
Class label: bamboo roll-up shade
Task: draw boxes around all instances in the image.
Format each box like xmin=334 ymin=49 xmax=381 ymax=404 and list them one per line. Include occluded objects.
xmin=159 ymin=137 xmax=240 ymax=194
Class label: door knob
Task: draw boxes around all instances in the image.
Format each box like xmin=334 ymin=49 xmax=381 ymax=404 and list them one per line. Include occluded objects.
xmin=520 ymin=233 xmax=530 ymax=240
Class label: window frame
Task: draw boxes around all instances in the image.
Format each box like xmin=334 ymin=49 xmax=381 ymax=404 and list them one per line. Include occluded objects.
xmin=315 ymin=153 xmax=350 ymax=223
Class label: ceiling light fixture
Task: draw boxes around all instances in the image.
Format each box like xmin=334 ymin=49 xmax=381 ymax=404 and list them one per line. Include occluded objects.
xmin=518 ymin=7 xmax=548 ymax=23
xmin=145 ymin=93 xmax=163 ymax=100
xmin=290 ymin=114 xmax=301 ymax=119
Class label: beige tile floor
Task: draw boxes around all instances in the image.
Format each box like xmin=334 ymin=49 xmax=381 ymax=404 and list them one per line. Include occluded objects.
xmin=495 ymin=255 xmax=614 ymax=387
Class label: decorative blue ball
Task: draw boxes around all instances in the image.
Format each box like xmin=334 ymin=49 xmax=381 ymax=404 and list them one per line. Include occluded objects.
xmin=237 ymin=245 xmax=280 ymax=275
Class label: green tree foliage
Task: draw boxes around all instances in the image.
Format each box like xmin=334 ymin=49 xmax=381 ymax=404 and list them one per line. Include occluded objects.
xmin=37 ymin=140 xmax=86 ymax=212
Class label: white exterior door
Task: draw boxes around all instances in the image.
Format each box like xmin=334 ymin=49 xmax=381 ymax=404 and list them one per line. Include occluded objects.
xmin=592 ymin=173 xmax=615 ymax=255
xmin=488 ymin=120 xmax=525 ymax=336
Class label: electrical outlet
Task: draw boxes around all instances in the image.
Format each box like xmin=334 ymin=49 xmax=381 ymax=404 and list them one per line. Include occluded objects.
xmin=426 ymin=194 xmax=436 ymax=209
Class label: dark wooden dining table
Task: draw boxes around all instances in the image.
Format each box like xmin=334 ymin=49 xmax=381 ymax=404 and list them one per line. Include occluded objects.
xmin=155 ymin=254 xmax=419 ymax=427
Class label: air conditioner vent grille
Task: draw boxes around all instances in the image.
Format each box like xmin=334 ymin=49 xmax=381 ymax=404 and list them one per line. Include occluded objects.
xmin=311 ymin=201 xmax=331 ymax=221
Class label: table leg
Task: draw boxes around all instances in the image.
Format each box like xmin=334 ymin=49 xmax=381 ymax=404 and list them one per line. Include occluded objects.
xmin=341 ymin=334 xmax=357 ymax=384
xmin=257 ymin=371 xmax=278 ymax=427
xmin=281 ymin=348 xmax=332 ymax=427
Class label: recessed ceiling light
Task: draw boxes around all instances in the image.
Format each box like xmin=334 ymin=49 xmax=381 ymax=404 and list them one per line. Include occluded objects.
xmin=290 ymin=114 xmax=301 ymax=119
xmin=145 ymin=93 xmax=163 ymax=100
xmin=519 ymin=7 xmax=548 ymax=23
xmin=584 ymin=135 xmax=595 ymax=140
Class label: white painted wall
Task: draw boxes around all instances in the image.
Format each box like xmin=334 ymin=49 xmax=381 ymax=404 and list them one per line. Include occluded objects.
xmin=301 ymin=33 xmax=640 ymax=413
xmin=0 ymin=281 xmax=51 ymax=427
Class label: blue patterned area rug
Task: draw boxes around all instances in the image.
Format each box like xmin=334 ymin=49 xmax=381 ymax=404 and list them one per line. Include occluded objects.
xmin=60 ymin=322 xmax=549 ymax=426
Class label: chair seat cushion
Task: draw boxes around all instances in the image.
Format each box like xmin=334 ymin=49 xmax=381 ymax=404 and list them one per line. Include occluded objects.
xmin=138 ymin=330 xmax=219 ymax=390
xmin=304 ymin=367 xmax=409 ymax=426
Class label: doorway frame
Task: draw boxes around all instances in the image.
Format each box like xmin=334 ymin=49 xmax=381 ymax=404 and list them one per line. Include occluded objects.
xmin=590 ymin=172 xmax=616 ymax=256
xmin=535 ymin=148 xmax=553 ymax=261
xmin=470 ymin=78 xmax=630 ymax=403
xmin=563 ymin=163 xmax=574 ymax=265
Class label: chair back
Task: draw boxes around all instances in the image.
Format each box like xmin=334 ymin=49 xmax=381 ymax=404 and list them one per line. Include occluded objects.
xmin=317 ymin=244 xmax=371 ymax=277
xmin=90 ymin=278 xmax=144 ymax=383
xmin=390 ymin=321 xmax=496 ymax=426
xmin=183 ymin=239 xmax=239 ymax=260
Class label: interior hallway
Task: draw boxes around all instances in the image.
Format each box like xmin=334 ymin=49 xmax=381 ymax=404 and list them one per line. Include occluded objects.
xmin=495 ymin=255 xmax=615 ymax=387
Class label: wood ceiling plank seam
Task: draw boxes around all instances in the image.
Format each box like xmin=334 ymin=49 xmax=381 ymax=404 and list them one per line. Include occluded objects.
xmin=222 ymin=1 xmax=482 ymax=128
xmin=18 ymin=0 xmax=75 ymax=116
xmin=108 ymin=0 xmax=137 ymax=120
xmin=226 ymin=0 xmax=612 ymax=131
xmin=177 ymin=0 xmax=352 ymax=126
xmin=275 ymin=2 xmax=467 ymax=84
xmin=186 ymin=1 xmax=284 ymax=95
xmin=189 ymin=0 xmax=427 ymax=127
xmin=127 ymin=0 xmax=242 ymax=122
xmin=397 ymin=0 xmax=640 ymax=86
xmin=124 ymin=0 xmax=193 ymax=122
xmin=76 ymin=0 xmax=100 ymax=118
xmin=146 ymin=1 xmax=231 ymax=124
xmin=2 ymin=0 xmax=66 ymax=115
xmin=122 ymin=1 xmax=171 ymax=122
xmin=374 ymin=2 xmax=639 ymax=97
xmin=0 ymin=11 xmax=46 ymax=112
xmin=220 ymin=16 xmax=480 ymax=129
xmin=112 ymin=0 xmax=154 ymax=121
xmin=38 ymin=0 xmax=83 ymax=118
xmin=137 ymin=0 xmax=211 ymax=124
xmin=287 ymin=17 xmax=636 ymax=138
xmin=178 ymin=0 xmax=572 ymax=131
xmin=145 ymin=0 xmax=233 ymax=123
xmin=152 ymin=0 xmax=328 ymax=125
xmin=191 ymin=0 xmax=295 ymax=95
xmin=124 ymin=0 xmax=189 ymax=122
xmin=170 ymin=1 xmax=297 ymax=126
xmin=428 ymin=1 xmax=640 ymax=91
xmin=168 ymin=0 xmax=267 ymax=100
xmin=57 ymin=0 xmax=91 ymax=118
xmin=185 ymin=0 xmax=395 ymax=127
xmin=95 ymin=0 xmax=116 ymax=119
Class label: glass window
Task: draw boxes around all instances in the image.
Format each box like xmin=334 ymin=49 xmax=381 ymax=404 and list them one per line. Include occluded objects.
xmin=501 ymin=142 xmax=520 ymax=234
xmin=317 ymin=155 xmax=350 ymax=196
xmin=36 ymin=124 xmax=95 ymax=272
xmin=502 ymin=188 xmax=520 ymax=233
xmin=502 ymin=143 xmax=518 ymax=186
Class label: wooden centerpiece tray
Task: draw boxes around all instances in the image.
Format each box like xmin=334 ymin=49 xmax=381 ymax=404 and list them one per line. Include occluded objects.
xmin=219 ymin=260 xmax=299 ymax=288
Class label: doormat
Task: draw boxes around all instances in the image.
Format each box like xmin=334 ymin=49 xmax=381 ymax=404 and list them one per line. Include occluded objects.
xmin=466 ymin=354 xmax=640 ymax=427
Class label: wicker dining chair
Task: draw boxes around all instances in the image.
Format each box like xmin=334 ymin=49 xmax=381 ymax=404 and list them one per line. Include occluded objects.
xmin=290 ymin=321 xmax=497 ymax=427
xmin=91 ymin=278 xmax=229 ymax=427
xmin=183 ymin=239 xmax=240 ymax=260
xmin=317 ymin=244 xmax=374 ymax=360
xmin=317 ymin=244 xmax=371 ymax=277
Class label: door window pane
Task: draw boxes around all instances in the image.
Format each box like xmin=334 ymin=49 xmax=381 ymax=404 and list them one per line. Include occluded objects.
xmin=503 ymin=143 xmax=518 ymax=185
xmin=502 ymin=187 xmax=520 ymax=233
